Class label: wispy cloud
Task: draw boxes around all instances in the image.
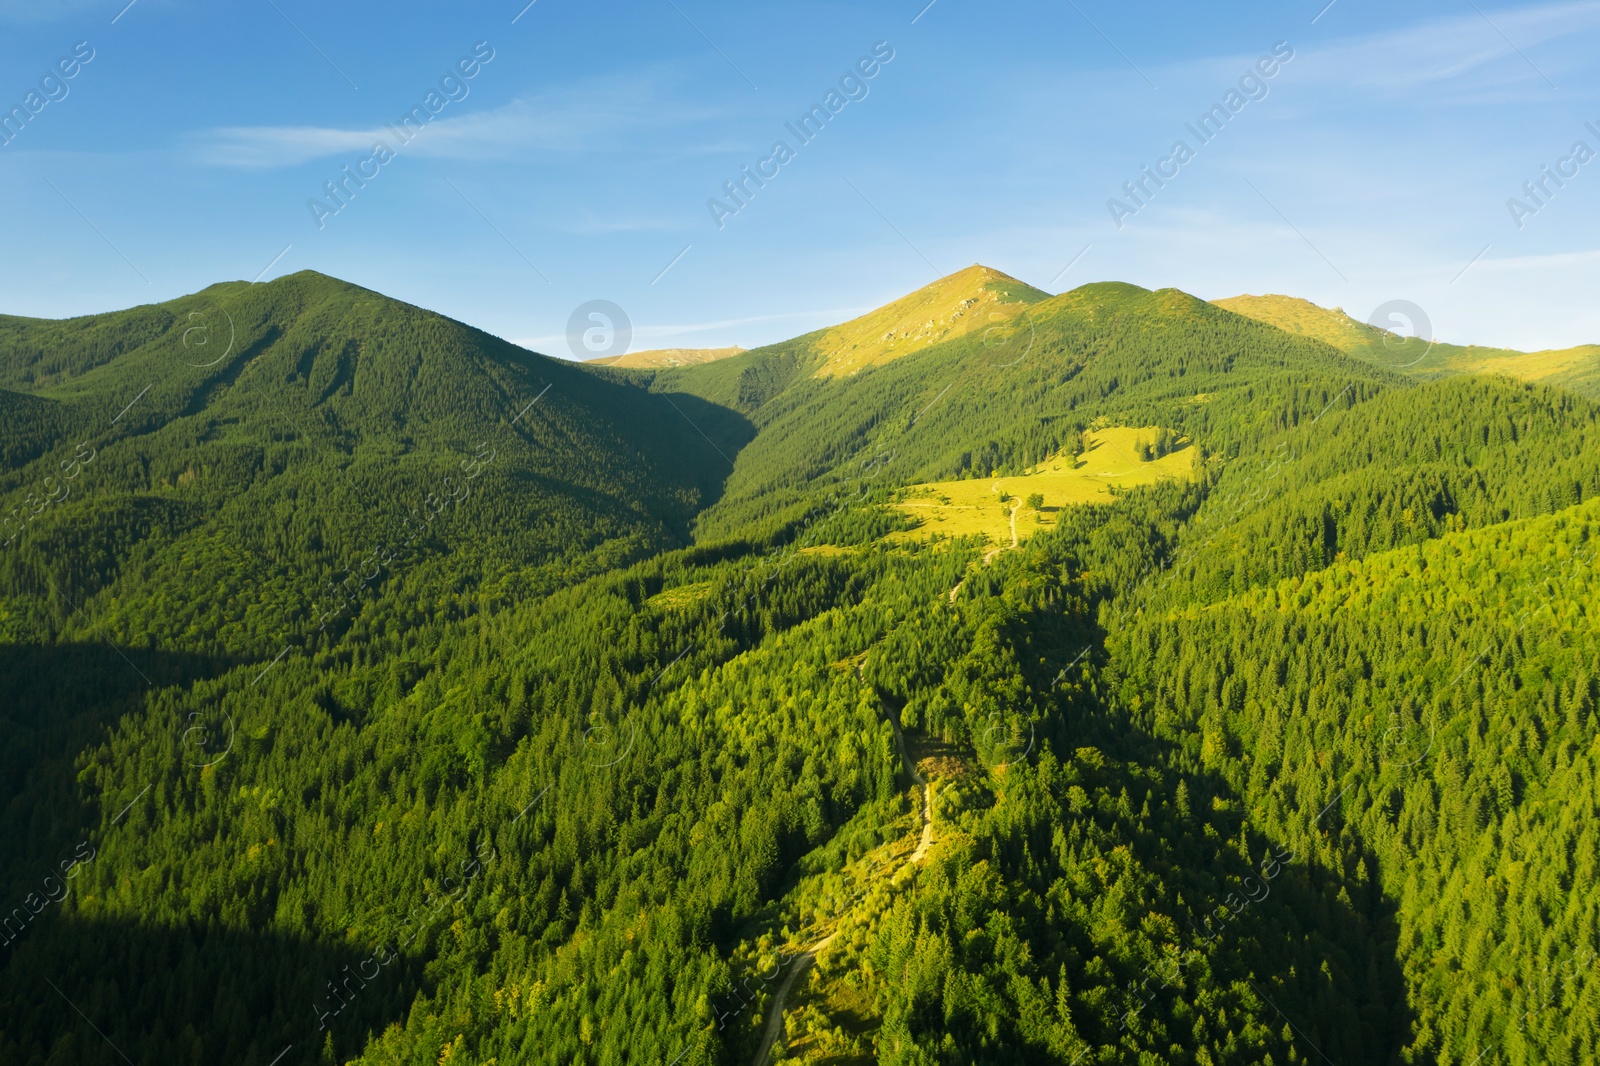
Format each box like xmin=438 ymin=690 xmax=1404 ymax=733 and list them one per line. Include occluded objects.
xmin=192 ymin=125 xmax=384 ymax=169
xmin=1008 ymin=0 xmax=1592 ymax=116
xmin=189 ymin=75 xmax=728 ymax=169
xmin=1474 ymin=247 xmax=1600 ymax=272
xmin=1287 ymin=0 xmax=1591 ymax=97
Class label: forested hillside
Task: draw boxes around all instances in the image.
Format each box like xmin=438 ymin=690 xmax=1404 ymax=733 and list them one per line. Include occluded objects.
xmin=0 ymin=271 xmax=744 ymax=656
xmin=654 ymin=282 xmax=1400 ymax=540
xmin=2 ymin=267 xmax=1597 ymax=1066
xmin=1114 ymin=494 xmax=1600 ymax=1063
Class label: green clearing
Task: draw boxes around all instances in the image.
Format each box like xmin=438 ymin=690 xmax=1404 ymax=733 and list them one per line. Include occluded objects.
xmin=889 ymin=426 xmax=1199 ymax=547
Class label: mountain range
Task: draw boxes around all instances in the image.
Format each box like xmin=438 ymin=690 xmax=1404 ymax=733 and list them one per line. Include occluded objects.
xmin=587 ymin=346 xmax=747 ymax=369
xmin=1216 ymin=292 xmax=1600 ymax=397
xmin=2 ymin=265 xmax=1597 ymax=1066
xmin=592 ymin=269 xmax=1600 ymax=399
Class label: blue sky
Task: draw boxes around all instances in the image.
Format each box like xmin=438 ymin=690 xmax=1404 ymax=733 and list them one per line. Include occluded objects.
xmin=1 ymin=0 xmax=1597 ymax=355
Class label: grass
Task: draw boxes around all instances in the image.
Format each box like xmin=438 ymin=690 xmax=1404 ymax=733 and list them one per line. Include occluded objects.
xmin=812 ymin=265 xmax=1051 ymax=379
xmin=644 ymin=581 xmax=714 ymax=611
xmin=1445 ymin=342 xmax=1600 ymax=386
xmin=887 ymin=426 xmax=1199 ymax=548
xmin=1213 ymin=293 xmax=1378 ymax=352
xmin=798 ymin=544 xmax=859 ymax=557
xmin=1215 ymin=293 xmax=1600 ymax=397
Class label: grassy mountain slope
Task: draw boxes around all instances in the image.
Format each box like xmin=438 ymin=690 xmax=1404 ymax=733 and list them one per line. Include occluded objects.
xmin=811 ymin=264 xmax=1051 ymax=379
xmin=1217 ymin=293 xmax=1600 ymax=397
xmin=1213 ymin=293 xmax=1377 ymax=352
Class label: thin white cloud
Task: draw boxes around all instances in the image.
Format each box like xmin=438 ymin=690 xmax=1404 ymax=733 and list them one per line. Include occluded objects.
xmin=1008 ymin=0 xmax=1596 ymax=120
xmin=189 ymin=74 xmax=727 ymax=170
xmin=1474 ymin=246 xmax=1600 ymax=272
xmin=1281 ymin=0 xmax=1596 ymax=96
xmin=193 ymin=125 xmax=385 ymax=169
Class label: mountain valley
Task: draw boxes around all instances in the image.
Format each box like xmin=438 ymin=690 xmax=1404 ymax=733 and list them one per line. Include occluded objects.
xmin=2 ymin=265 xmax=1597 ymax=1066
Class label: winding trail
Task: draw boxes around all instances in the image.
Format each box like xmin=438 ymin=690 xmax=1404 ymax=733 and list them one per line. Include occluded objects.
xmin=886 ymin=700 xmax=934 ymax=864
xmin=981 ymin=482 xmax=1021 ymax=565
xmin=859 ymin=660 xmax=932 ymax=865
xmin=750 ymin=665 xmax=932 ymax=1066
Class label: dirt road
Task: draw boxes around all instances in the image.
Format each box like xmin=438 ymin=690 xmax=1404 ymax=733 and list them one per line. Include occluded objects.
xmin=750 ymin=668 xmax=933 ymax=1066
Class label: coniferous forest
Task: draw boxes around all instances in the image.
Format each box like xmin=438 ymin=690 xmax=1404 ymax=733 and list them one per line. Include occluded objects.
xmin=3 ymin=269 xmax=1598 ymax=1066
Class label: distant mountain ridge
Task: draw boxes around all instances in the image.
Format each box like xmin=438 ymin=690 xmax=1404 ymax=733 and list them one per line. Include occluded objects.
xmin=579 ymin=272 xmax=1597 ymax=399
xmin=649 ymin=275 xmax=1402 ymax=539
xmin=588 ymin=345 xmax=746 ymax=369
xmin=1216 ymin=292 xmax=1600 ymax=397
